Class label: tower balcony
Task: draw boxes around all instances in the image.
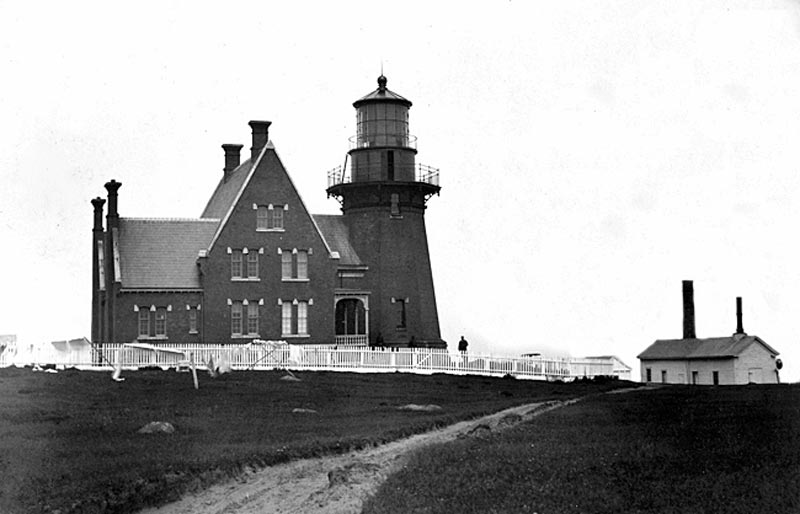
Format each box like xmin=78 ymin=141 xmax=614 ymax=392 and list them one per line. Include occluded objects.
xmin=348 ymin=134 xmax=417 ymax=151
xmin=327 ymin=163 xmax=439 ymax=189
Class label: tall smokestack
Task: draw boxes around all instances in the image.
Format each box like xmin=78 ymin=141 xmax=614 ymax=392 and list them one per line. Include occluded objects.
xmin=735 ymin=296 xmax=746 ymax=335
xmin=682 ymin=280 xmax=696 ymax=339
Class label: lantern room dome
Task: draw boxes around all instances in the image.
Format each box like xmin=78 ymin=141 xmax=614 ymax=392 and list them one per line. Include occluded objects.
xmin=353 ymin=75 xmax=412 ymax=108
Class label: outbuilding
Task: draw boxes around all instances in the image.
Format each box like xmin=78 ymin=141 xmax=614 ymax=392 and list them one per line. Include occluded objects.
xmin=638 ymin=281 xmax=781 ymax=385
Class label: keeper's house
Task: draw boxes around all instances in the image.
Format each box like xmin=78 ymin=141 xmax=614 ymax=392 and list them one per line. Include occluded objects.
xmin=91 ymin=76 xmax=445 ymax=349
xmin=638 ymin=281 xmax=782 ymax=385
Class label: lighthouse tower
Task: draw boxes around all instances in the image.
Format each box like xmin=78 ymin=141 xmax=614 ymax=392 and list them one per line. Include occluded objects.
xmin=327 ymin=75 xmax=444 ymax=348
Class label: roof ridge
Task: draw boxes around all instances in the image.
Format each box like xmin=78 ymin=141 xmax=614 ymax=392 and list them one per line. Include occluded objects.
xmin=122 ymin=217 xmax=221 ymax=223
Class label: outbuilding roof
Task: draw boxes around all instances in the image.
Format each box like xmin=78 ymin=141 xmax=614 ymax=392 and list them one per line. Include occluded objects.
xmin=637 ymin=335 xmax=779 ymax=361
xmin=117 ymin=218 xmax=219 ymax=289
xmin=312 ymin=214 xmax=364 ymax=267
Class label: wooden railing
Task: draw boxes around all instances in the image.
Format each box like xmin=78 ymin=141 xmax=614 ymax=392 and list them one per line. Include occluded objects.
xmin=78 ymin=343 xmax=615 ymax=380
xmin=334 ymin=335 xmax=369 ymax=346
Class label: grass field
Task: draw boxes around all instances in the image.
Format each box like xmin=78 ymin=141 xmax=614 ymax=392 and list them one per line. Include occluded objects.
xmin=363 ymin=384 xmax=800 ymax=514
xmin=0 ymin=367 xmax=628 ymax=513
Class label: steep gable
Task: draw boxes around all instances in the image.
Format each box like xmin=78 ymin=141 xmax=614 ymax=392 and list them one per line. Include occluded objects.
xmin=206 ymin=143 xmax=334 ymax=256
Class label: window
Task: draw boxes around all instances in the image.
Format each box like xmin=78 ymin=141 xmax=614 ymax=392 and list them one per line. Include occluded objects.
xmin=297 ymin=301 xmax=308 ymax=335
xmin=645 ymin=368 xmax=652 ymax=382
xmin=231 ymin=250 xmax=243 ymax=279
xmin=281 ymin=300 xmax=310 ymax=336
xmin=281 ymin=302 xmax=292 ymax=335
xmin=138 ymin=309 xmax=150 ymax=338
xmin=390 ymin=193 xmax=400 ymax=216
xmin=394 ymin=297 xmax=407 ymax=329
xmin=231 ymin=249 xmax=259 ymax=280
xmin=257 ymin=206 xmax=268 ymax=230
xmin=296 ymin=250 xmax=308 ymax=280
xmin=188 ymin=307 xmax=198 ymax=334
xmin=281 ymin=249 xmax=309 ymax=281
xmin=231 ymin=302 xmax=243 ymax=336
xmin=154 ymin=308 xmax=167 ymax=337
xmin=271 ymin=207 xmax=283 ymax=230
xmin=247 ymin=252 xmax=258 ymax=279
xmin=256 ymin=204 xmax=285 ymax=231
xmin=247 ymin=303 xmax=259 ymax=335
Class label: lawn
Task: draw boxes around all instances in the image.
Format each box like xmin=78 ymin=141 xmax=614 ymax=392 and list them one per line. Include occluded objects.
xmin=0 ymin=367 xmax=628 ymax=513
xmin=363 ymin=384 xmax=800 ymax=514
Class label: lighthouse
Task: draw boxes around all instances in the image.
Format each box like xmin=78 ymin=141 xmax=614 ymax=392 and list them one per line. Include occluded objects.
xmin=327 ymin=75 xmax=445 ymax=348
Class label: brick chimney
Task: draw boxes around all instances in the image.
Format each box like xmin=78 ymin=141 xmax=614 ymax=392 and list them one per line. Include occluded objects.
xmin=104 ymin=180 xmax=122 ymax=229
xmin=222 ymin=144 xmax=243 ymax=181
xmin=91 ymin=197 xmax=106 ymax=232
xmin=682 ymin=280 xmax=696 ymax=339
xmin=249 ymin=120 xmax=271 ymax=161
xmin=735 ymin=297 xmax=746 ymax=336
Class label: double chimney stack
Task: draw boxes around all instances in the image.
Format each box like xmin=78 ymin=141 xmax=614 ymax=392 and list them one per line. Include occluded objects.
xmin=221 ymin=120 xmax=272 ymax=181
xmin=681 ymin=280 xmax=747 ymax=339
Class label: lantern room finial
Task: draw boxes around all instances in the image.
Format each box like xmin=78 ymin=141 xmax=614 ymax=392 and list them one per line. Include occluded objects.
xmin=378 ymin=74 xmax=387 ymax=92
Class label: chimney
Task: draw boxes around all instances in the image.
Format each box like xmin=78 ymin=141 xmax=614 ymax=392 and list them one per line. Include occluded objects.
xmin=249 ymin=120 xmax=272 ymax=161
xmin=222 ymin=144 xmax=243 ymax=181
xmin=735 ymin=297 xmax=746 ymax=335
xmin=682 ymin=280 xmax=696 ymax=339
xmin=104 ymin=180 xmax=122 ymax=228
xmin=91 ymin=197 xmax=106 ymax=232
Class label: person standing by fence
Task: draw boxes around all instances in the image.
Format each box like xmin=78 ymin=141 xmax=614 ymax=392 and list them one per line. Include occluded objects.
xmin=458 ymin=336 xmax=468 ymax=353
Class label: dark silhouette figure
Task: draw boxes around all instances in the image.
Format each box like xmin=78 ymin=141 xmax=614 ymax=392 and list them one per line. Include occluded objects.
xmin=458 ymin=336 xmax=468 ymax=352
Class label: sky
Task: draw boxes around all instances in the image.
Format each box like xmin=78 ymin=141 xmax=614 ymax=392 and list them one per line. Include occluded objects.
xmin=1 ymin=1 xmax=799 ymax=382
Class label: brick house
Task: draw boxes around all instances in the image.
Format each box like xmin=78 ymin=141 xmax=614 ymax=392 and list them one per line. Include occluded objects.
xmin=638 ymin=281 xmax=781 ymax=385
xmin=91 ymin=76 xmax=445 ymax=349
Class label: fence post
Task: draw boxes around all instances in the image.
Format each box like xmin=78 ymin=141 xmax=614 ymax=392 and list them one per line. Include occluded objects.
xmin=189 ymin=352 xmax=198 ymax=390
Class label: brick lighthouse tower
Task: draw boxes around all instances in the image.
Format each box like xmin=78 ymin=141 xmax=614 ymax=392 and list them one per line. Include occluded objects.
xmin=327 ymin=75 xmax=444 ymax=348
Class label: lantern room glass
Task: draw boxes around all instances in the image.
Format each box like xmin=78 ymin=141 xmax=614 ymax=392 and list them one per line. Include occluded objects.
xmin=356 ymin=103 xmax=410 ymax=148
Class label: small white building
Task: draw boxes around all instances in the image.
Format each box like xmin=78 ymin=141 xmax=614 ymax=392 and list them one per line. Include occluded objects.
xmin=639 ymin=281 xmax=781 ymax=385
xmin=638 ymin=335 xmax=780 ymax=385
xmin=583 ymin=355 xmax=632 ymax=381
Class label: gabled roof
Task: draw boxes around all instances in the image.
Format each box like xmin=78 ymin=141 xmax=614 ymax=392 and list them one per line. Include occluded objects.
xmin=204 ymin=142 xmax=336 ymax=258
xmin=117 ymin=218 xmax=219 ymax=289
xmin=201 ymin=158 xmax=253 ymax=219
xmin=638 ymin=335 xmax=779 ymax=361
xmin=312 ymin=214 xmax=364 ymax=267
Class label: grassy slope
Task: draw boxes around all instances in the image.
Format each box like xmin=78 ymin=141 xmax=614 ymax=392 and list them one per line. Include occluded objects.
xmin=0 ymin=367 xmax=628 ymax=513
xmin=364 ymin=384 xmax=800 ymax=514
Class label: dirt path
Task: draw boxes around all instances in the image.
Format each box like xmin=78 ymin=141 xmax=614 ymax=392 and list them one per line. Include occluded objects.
xmin=140 ymin=399 xmax=578 ymax=514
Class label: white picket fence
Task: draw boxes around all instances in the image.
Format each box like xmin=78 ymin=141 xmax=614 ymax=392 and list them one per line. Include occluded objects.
xmin=76 ymin=342 xmax=615 ymax=380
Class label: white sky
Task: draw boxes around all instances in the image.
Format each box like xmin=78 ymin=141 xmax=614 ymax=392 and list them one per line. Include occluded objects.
xmin=1 ymin=1 xmax=799 ymax=382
